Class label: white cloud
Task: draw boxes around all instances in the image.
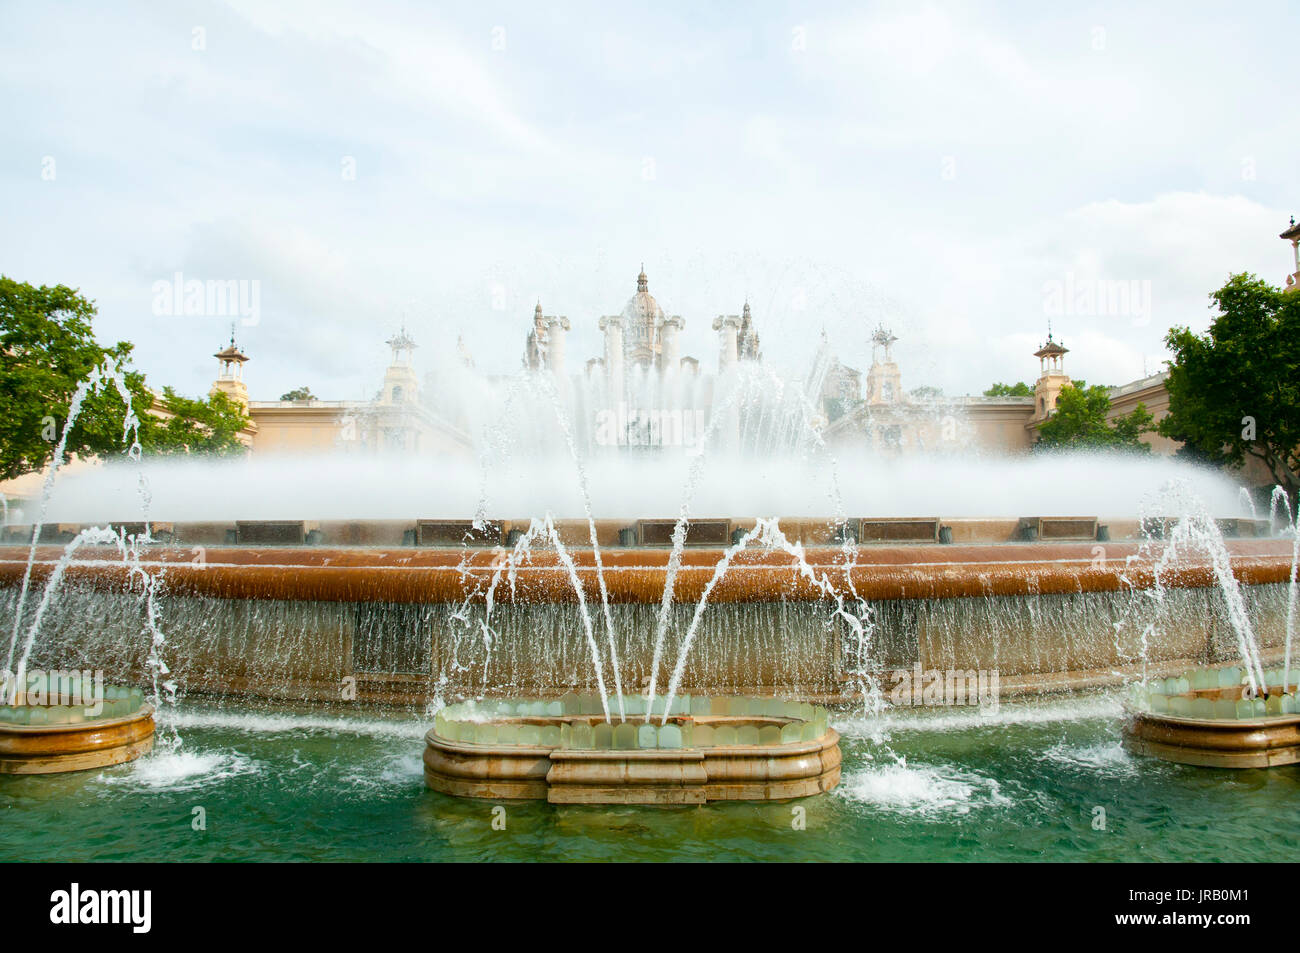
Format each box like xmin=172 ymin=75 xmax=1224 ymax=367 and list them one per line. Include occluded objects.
xmin=0 ymin=0 xmax=1294 ymax=405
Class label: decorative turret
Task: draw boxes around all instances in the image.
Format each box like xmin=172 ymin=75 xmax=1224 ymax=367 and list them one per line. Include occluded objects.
xmin=865 ymin=325 xmax=901 ymax=404
xmin=738 ymin=301 xmax=761 ymax=362
xmin=211 ymin=327 xmax=250 ymax=410
xmin=382 ymin=325 xmax=419 ymax=405
xmin=524 ymin=301 xmax=570 ymax=377
xmin=1281 ymin=216 xmax=1300 ymax=293
xmin=1032 ymin=328 xmax=1070 ymax=421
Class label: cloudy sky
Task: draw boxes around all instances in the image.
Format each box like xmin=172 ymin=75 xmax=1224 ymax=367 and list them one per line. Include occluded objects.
xmin=1 ymin=0 xmax=1295 ymax=402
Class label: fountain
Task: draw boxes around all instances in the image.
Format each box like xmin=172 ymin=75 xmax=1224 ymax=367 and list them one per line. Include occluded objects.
xmin=424 ymin=695 xmax=839 ymax=804
xmin=0 ymin=671 xmax=154 ymax=774
xmin=1120 ymin=486 xmax=1300 ymax=768
xmin=1122 ymin=665 xmax=1300 ymax=768
xmin=2 ymin=357 xmax=1298 ymax=801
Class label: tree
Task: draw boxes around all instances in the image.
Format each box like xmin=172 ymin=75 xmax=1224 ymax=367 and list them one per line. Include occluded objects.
xmin=280 ymin=386 xmax=314 ymax=401
xmin=147 ymin=388 xmax=249 ymax=456
xmin=0 ymin=278 xmax=151 ymax=481
xmin=1159 ymin=273 xmax=1300 ymax=497
xmin=983 ymin=381 xmax=1032 ymax=397
xmin=0 ymin=276 xmax=249 ymax=481
xmin=1034 ymin=381 xmax=1153 ymax=452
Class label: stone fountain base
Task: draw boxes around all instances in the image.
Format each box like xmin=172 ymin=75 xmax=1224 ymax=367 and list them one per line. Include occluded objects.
xmin=0 ymin=706 xmax=155 ymax=775
xmin=1124 ymin=708 xmax=1300 ymax=768
xmin=1123 ymin=666 xmax=1300 ymax=768
xmin=423 ymin=696 xmax=841 ymax=804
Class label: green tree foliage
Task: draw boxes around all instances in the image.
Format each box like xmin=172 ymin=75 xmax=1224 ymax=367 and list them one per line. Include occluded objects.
xmin=148 ymin=388 xmax=249 ymax=456
xmin=983 ymin=381 xmax=1032 ymax=397
xmin=280 ymin=386 xmax=314 ymax=401
xmin=1159 ymin=273 xmax=1300 ymax=496
xmin=1034 ymin=380 xmax=1153 ymax=452
xmin=0 ymin=277 xmax=249 ymax=480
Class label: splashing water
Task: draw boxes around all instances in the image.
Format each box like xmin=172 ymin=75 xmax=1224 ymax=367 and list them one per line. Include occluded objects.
xmin=1268 ymin=486 xmax=1299 ymax=693
xmin=655 ymin=518 xmax=875 ymax=724
xmin=644 ymin=368 xmax=848 ymax=716
xmin=1118 ymin=479 xmax=1270 ymax=696
xmin=1 ymin=358 xmax=180 ymax=751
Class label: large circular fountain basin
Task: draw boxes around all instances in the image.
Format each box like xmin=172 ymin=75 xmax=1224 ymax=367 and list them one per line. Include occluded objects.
xmin=0 ymin=706 xmax=155 ymax=775
xmin=424 ymin=696 xmax=841 ymax=804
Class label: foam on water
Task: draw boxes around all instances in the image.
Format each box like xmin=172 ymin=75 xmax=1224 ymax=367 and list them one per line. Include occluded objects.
xmin=162 ymin=708 xmax=429 ymax=741
xmin=96 ymin=748 xmax=259 ymax=792
xmin=335 ymin=751 xmax=426 ymax=797
xmin=835 ymin=692 xmax=1123 ymax=739
xmin=838 ymin=757 xmax=1013 ymax=817
xmin=1042 ymin=740 xmax=1137 ymax=778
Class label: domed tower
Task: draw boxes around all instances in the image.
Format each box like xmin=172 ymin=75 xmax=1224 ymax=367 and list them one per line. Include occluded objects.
xmin=621 ymin=266 xmax=667 ymax=370
xmin=1032 ymin=330 xmax=1070 ymax=421
xmin=211 ymin=329 xmax=250 ymax=411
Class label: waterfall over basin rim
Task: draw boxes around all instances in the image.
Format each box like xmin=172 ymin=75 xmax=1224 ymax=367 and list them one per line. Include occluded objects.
xmin=3 ymin=539 xmax=1291 ymax=604
xmin=2 ymin=538 xmax=1294 ymax=706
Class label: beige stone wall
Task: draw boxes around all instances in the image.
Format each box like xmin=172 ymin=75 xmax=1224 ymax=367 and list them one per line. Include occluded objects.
xmin=963 ymin=401 xmax=1034 ymax=452
xmin=248 ymin=403 xmax=356 ymax=454
xmin=247 ymin=401 xmax=474 ymax=459
xmin=1107 ymin=375 xmax=1178 ymax=455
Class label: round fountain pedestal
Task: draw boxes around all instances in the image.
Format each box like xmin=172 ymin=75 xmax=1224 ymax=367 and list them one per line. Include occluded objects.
xmin=424 ymin=698 xmax=841 ymax=804
xmin=1123 ymin=665 xmax=1300 ymax=768
xmin=1123 ymin=708 xmax=1300 ymax=769
xmin=0 ymin=706 xmax=155 ymax=775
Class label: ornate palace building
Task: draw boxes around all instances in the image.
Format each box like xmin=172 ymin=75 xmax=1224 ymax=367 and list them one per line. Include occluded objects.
xmin=213 ymin=328 xmax=472 ymax=458
xmin=3 ymin=221 xmax=1296 ymax=510
xmin=521 ymin=266 xmax=761 ymax=394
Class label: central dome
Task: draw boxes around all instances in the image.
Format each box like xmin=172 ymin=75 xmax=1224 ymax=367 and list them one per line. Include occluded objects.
xmin=622 ymin=267 xmax=665 ymax=328
xmin=621 ymin=267 xmax=665 ymax=367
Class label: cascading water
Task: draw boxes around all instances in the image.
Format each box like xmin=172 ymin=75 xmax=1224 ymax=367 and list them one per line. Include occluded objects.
xmin=1267 ymin=486 xmax=1299 ymax=693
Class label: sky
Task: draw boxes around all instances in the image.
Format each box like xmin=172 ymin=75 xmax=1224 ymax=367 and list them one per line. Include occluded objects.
xmin=1 ymin=0 xmax=1295 ymax=402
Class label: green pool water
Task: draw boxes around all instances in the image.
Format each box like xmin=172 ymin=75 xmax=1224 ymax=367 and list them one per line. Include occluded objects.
xmin=2 ymin=692 xmax=1297 ymax=862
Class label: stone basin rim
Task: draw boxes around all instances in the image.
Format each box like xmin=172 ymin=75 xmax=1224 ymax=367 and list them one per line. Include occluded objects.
xmin=424 ymin=726 xmax=838 ymax=758
xmin=1123 ymin=704 xmax=1300 ymax=730
xmin=0 ymin=704 xmax=155 ymax=735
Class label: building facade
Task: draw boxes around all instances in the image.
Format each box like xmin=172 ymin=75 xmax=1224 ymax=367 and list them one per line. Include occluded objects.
xmin=215 ymin=328 xmax=472 ymax=458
